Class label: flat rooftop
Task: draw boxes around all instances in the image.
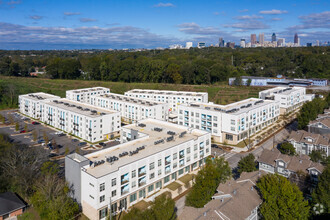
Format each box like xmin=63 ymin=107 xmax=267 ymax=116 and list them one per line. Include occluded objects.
xmin=261 ymin=86 xmax=304 ymax=96
xmin=66 ymin=87 xmax=109 ymax=94
xmin=84 ymin=118 xmax=208 ymax=178
xmin=97 ymin=93 xmax=164 ymax=107
xmin=184 ymin=98 xmax=275 ymax=115
xmin=21 ymin=92 xmax=60 ymax=101
xmin=126 ymin=89 xmax=207 ymax=97
xmin=45 ymin=98 xmax=118 ymax=118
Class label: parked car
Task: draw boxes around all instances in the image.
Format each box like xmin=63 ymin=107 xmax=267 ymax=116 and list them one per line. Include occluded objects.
xmin=55 ymin=131 xmax=63 ymax=135
xmin=211 ymin=144 xmax=218 ymax=148
xmin=58 ymin=133 xmax=66 ymax=137
xmin=78 ymin=142 xmax=87 ymax=146
xmin=57 ymin=144 xmax=63 ymax=149
xmin=19 ymin=130 xmax=26 ymax=133
xmin=48 ymin=153 xmax=58 ymax=158
xmin=71 ymin=139 xmax=78 ymax=142
xmin=32 ymin=121 xmax=40 ymax=125
xmin=38 ymin=139 xmax=45 ymax=144
xmin=115 ymin=138 xmax=120 ymax=141
xmin=99 ymin=142 xmax=106 ymax=146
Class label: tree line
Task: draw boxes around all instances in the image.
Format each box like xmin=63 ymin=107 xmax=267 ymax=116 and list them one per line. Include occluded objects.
xmin=0 ymin=47 xmax=329 ymax=84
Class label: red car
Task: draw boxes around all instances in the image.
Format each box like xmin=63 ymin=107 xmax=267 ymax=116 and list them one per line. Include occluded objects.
xmin=20 ymin=130 xmax=26 ymax=133
xmin=32 ymin=121 xmax=40 ymax=125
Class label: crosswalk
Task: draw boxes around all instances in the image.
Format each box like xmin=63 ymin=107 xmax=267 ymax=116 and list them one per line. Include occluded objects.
xmin=216 ymin=152 xmax=236 ymax=160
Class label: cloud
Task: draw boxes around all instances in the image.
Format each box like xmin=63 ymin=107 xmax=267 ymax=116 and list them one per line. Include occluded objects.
xmin=224 ymin=21 xmax=269 ymax=30
xmin=0 ymin=22 xmax=180 ymax=49
xmin=259 ymin=9 xmax=288 ymax=15
xmin=235 ymin=15 xmax=263 ymax=20
xmin=30 ymin=15 xmax=43 ymax=20
xmin=64 ymin=12 xmax=81 ymax=16
xmin=287 ymin=11 xmax=330 ymax=30
xmin=153 ymin=2 xmax=175 ymax=8
xmin=278 ymin=29 xmax=330 ymax=44
xmin=271 ymin=17 xmax=282 ymax=21
xmin=79 ymin=18 xmax=97 ymax=22
xmin=239 ymin=9 xmax=248 ymax=13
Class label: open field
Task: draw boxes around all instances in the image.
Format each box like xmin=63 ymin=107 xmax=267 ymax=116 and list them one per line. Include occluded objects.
xmin=0 ymin=76 xmax=266 ymax=105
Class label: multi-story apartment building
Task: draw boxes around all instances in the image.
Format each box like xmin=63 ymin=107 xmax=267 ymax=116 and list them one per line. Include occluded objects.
xmin=178 ymin=98 xmax=280 ymax=145
xmin=66 ymin=87 xmax=110 ymax=104
xmin=18 ymin=92 xmax=60 ymax=119
xmin=65 ymin=119 xmax=211 ymax=220
xmin=259 ymin=87 xmax=306 ymax=114
xmin=41 ymin=98 xmax=120 ymax=142
xmin=91 ymin=93 xmax=169 ymax=123
xmin=124 ymin=89 xmax=208 ymax=114
xmin=288 ymin=130 xmax=330 ymax=156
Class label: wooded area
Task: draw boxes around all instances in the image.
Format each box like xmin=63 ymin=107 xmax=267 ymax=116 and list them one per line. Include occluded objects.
xmin=0 ymin=47 xmax=329 ymax=84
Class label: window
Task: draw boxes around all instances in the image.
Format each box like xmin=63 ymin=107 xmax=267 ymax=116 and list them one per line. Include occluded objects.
xmin=130 ymin=193 xmax=137 ymax=203
xmin=194 ymin=153 xmax=197 ymax=159
xmin=99 ymin=207 xmax=108 ymax=220
xmin=111 ymin=178 xmax=116 ymax=186
xmin=231 ymin=119 xmax=235 ymax=125
xmin=150 ymin=173 xmax=155 ymax=179
xmin=187 ymin=147 xmax=191 ymax=154
xmin=164 ymin=175 xmax=170 ymax=184
xmin=179 ymin=169 xmax=184 ymax=175
xmin=112 ymin=190 xmax=116 ymax=197
xmin=150 ymin=162 xmax=155 ymax=170
xmin=231 ymin=127 xmax=235 ymax=131
xmin=173 ymin=162 xmax=177 ymax=169
xmin=173 ymin=153 xmax=177 ymax=160
xmin=158 ymin=159 xmax=162 ymax=166
xmin=139 ymin=189 xmax=146 ymax=198
xmin=132 ymin=170 xmax=136 ymax=178
xmin=156 ymin=181 xmax=162 ymax=189
xmin=100 ymin=195 xmax=105 ymax=203
xmin=100 ymin=183 xmax=105 ymax=192
xmin=158 ymin=169 xmax=162 ymax=175
xmin=132 ymin=181 xmax=136 ymax=188
xmin=148 ymin=184 xmax=154 ymax=193
xmin=214 ymin=116 xmax=217 ymax=121
xmin=194 ymin=144 xmax=197 ymax=151
xmin=226 ymin=134 xmax=233 ymax=141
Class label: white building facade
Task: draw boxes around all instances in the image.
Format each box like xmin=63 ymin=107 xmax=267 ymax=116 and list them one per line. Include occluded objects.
xmin=65 ymin=119 xmax=211 ymax=220
xmin=41 ymin=98 xmax=120 ymax=142
xmin=66 ymin=87 xmax=110 ymax=104
xmin=259 ymin=87 xmax=306 ymax=114
xmin=90 ymin=93 xmax=169 ymax=123
xmin=178 ymin=98 xmax=280 ymax=144
xmin=124 ymin=89 xmax=208 ymax=114
xmin=18 ymin=92 xmax=60 ymax=119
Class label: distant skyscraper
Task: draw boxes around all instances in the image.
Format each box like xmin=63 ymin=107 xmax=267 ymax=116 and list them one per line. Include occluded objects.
xmin=219 ymin=37 xmax=224 ymax=47
xmin=185 ymin=42 xmax=193 ymax=49
xmin=272 ymin=33 xmax=276 ymax=42
xmin=277 ymin=38 xmax=285 ymax=47
xmin=251 ymin=34 xmax=257 ymax=45
xmin=316 ymin=40 xmax=320 ymax=46
xmin=294 ymin=33 xmax=298 ymax=44
xmin=259 ymin=33 xmax=264 ymax=45
xmin=240 ymin=39 xmax=246 ymax=48
xmin=306 ymin=43 xmax=312 ymax=47
xmin=197 ymin=42 xmax=206 ymax=48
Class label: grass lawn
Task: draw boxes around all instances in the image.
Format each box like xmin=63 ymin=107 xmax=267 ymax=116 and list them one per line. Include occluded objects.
xmin=0 ymin=76 xmax=266 ymax=105
xmin=132 ymin=200 xmax=151 ymax=211
xmin=165 ymin=181 xmax=182 ymax=191
xmin=178 ymin=174 xmax=195 ymax=185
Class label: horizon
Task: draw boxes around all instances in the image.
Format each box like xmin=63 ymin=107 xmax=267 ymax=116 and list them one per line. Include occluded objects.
xmin=0 ymin=0 xmax=329 ymax=50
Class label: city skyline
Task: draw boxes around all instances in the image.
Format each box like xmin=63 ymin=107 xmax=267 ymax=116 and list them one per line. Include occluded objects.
xmin=0 ymin=0 xmax=329 ymax=49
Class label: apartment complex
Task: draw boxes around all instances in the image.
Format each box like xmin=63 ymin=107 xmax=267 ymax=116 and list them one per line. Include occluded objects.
xmin=66 ymin=87 xmax=110 ymax=104
xmin=41 ymin=98 xmax=121 ymax=142
xmin=288 ymin=130 xmax=330 ymax=156
xmin=65 ymin=119 xmax=211 ymax=220
xmin=178 ymin=98 xmax=280 ymax=144
xmin=18 ymin=92 xmax=60 ymax=119
xmin=124 ymin=89 xmax=208 ymax=113
xmin=259 ymin=87 xmax=306 ymax=114
xmin=91 ymin=93 xmax=169 ymax=123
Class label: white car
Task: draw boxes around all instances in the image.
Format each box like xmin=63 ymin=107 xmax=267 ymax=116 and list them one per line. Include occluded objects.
xmin=54 ymin=131 xmax=63 ymax=135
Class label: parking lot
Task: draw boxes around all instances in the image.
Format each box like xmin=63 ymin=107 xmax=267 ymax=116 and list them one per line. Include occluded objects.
xmin=0 ymin=109 xmax=120 ymax=164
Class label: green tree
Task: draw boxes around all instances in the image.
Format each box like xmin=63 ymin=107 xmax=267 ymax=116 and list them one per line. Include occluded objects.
xmin=278 ymin=142 xmax=296 ymax=155
xmin=15 ymin=122 xmax=19 ymax=131
xmin=24 ymin=123 xmax=28 ymax=131
xmin=237 ymin=153 xmax=257 ymax=174
xmin=65 ymin=146 xmax=70 ymax=155
xmin=312 ymin=165 xmax=330 ymax=215
xmin=257 ymin=174 xmax=310 ymax=220
xmin=185 ymin=157 xmax=231 ymax=207
xmin=309 ymin=150 xmax=326 ymax=163
xmin=233 ymin=76 xmax=242 ymax=86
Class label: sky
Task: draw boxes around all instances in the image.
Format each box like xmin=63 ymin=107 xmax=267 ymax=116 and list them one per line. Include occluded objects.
xmin=0 ymin=0 xmax=329 ymax=49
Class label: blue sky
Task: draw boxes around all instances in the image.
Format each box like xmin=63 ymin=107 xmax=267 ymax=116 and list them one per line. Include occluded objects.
xmin=0 ymin=0 xmax=329 ymax=49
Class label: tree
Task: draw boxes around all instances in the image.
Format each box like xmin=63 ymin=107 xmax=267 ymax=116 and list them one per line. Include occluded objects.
xmin=257 ymin=174 xmax=310 ymax=220
xmin=43 ymin=131 xmax=49 ymax=143
xmin=32 ymin=130 xmax=38 ymax=141
xmin=8 ymin=114 xmax=14 ymax=124
xmin=15 ymin=122 xmax=19 ymax=131
xmin=24 ymin=123 xmax=28 ymax=131
xmin=65 ymin=146 xmax=70 ymax=155
xmin=237 ymin=153 xmax=257 ymax=174
xmin=185 ymin=157 xmax=231 ymax=208
xmin=312 ymin=165 xmax=330 ymax=215
xmin=233 ymin=76 xmax=242 ymax=86
xmin=309 ymin=150 xmax=326 ymax=163
xmin=246 ymin=78 xmax=252 ymax=86
xmin=278 ymin=142 xmax=296 ymax=155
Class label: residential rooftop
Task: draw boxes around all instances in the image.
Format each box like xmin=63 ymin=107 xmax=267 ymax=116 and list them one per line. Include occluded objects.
xmin=83 ymin=118 xmax=208 ymax=178
xmin=126 ymin=89 xmax=208 ymax=97
xmin=289 ymin=130 xmax=330 ymax=146
xmin=20 ymin=92 xmax=60 ymax=101
xmin=260 ymin=86 xmax=305 ymax=96
xmin=66 ymin=87 xmax=109 ymax=94
xmin=45 ymin=98 xmax=118 ymax=118
xmin=184 ymin=98 xmax=275 ymax=115
xmin=96 ymin=93 xmax=165 ymax=107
